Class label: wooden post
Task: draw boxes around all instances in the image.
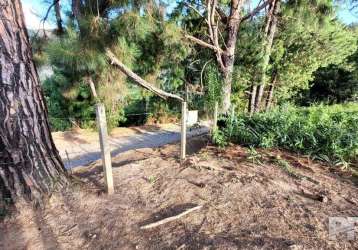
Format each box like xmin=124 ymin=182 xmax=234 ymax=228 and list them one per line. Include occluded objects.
xmin=180 ymin=101 xmax=187 ymax=160
xmin=95 ymin=103 xmax=114 ymax=194
xmin=213 ymin=101 xmax=218 ymax=131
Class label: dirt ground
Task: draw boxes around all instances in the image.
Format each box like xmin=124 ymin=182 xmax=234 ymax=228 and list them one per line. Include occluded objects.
xmin=1 ymin=136 xmax=357 ymax=250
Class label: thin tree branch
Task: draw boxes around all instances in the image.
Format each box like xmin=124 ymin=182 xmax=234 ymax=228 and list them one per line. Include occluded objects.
xmin=184 ymin=34 xmax=225 ymax=54
xmin=200 ymin=59 xmax=213 ymax=90
xmin=215 ymin=6 xmax=227 ymax=23
xmin=33 ymin=0 xmax=60 ymax=39
xmin=86 ymin=77 xmax=98 ymax=99
xmin=105 ymin=49 xmax=183 ymax=102
xmin=184 ymin=2 xmax=207 ymax=22
xmin=42 ymin=0 xmax=60 ymax=24
xmin=241 ymin=0 xmax=274 ymax=22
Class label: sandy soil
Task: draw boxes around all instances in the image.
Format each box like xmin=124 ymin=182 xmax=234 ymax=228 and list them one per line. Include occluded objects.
xmin=1 ymin=136 xmax=357 ymax=250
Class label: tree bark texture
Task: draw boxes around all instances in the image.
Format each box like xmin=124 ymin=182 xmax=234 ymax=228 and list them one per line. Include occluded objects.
xmin=253 ymin=0 xmax=280 ymax=113
xmin=219 ymin=0 xmax=245 ymax=113
xmin=0 ymin=0 xmax=68 ymax=202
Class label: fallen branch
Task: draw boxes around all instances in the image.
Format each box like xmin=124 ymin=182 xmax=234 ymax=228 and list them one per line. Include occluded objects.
xmin=140 ymin=205 xmax=203 ymax=229
xmin=105 ymin=49 xmax=183 ymax=102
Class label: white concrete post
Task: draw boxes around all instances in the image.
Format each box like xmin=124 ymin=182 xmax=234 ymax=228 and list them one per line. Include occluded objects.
xmin=180 ymin=101 xmax=187 ymax=160
xmin=95 ymin=103 xmax=114 ymax=194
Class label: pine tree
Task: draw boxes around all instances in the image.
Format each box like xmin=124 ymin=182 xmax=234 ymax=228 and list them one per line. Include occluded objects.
xmin=0 ymin=0 xmax=68 ymax=203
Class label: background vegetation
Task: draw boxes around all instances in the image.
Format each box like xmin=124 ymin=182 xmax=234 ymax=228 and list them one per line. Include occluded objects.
xmin=32 ymin=0 xmax=357 ymax=168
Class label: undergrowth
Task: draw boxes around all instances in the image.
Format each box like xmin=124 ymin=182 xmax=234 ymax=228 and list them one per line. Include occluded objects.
xmin=213 ymin=103 xmax=358 ymax=167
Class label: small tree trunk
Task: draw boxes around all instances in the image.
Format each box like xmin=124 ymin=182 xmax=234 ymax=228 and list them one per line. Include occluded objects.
xmin=0 ymin=0 xmax=69 ymax=203
xmin=254 ymin=84 xmax=265 ymax=112
xmin=265 ymin=74 xmax=277 ymax=111
xmin=54 ymin=0 xmax=64 ymax=35
xmin=248 ymin=85 xmax=257 ymax=115
xmin=71 ymin=0 xmax=81 ymax=20
xmin=221 ymin=70 xmax=233 ymax=113
xmin=253 ymin=0 xmax=280 ymax=113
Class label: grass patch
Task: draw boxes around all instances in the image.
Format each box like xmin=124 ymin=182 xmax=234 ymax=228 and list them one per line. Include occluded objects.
xmin=214 ymin=103 xmax=358 ymax=167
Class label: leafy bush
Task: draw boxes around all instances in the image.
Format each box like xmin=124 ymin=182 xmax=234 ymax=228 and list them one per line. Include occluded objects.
xmin=216 ymin=103 xmax=358 ymax=165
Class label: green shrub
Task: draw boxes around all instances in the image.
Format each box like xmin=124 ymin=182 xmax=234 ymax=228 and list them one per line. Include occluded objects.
xmin=216 ymin=103 xmax=358 ymax=165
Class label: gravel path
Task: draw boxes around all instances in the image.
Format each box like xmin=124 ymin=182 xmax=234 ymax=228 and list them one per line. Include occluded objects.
xmin=53 ymin=123 xmax=210 ymax=169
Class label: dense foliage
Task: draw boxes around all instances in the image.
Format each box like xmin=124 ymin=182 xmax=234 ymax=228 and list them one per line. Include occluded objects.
xmin=35 ymin=1 xmax=190 ymax=130
xmin=214 ymin=103 xmax=358 ymax=166
xmin=297 ymin=38 xmax=358 ymax=105
xmin=32 ymin=0 xmax=358 ymax=150
xmin=25 ymin=0 xmax=358 ymax=178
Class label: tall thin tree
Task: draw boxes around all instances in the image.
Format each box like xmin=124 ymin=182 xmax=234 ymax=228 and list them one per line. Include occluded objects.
xmin=0 ymin=0 xmax=68 ymax=203
xmin=249 ymin=0 xmax=280 ymax=114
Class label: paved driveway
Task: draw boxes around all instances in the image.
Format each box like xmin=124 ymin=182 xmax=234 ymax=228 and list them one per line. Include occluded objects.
xmin=53 ymin=123 xmax=210 ymax=169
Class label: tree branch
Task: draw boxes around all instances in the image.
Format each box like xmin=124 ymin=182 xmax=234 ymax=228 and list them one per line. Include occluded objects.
xmin=34 ymin=0 xmax=60 ymax=39
xmin=241 ymin=0 xmax=274 ymax=22
xmin=215 ymin=6 xmax=227 ymax=23
xmin=86 ymin=77 xmax=98 ymax=99
xmin=105 ymin=49 xmax=183 ymax=102
xmin=184 ymin=2 xmax=207 ymax=22
xmin=184 ymin=34 xmax=225 ymax=55
xmin=42 ymin=0 xmax=60 ymax=24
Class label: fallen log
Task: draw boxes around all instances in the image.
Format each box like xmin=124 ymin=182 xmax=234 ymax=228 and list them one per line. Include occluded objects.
xmin=106 ymin=49 xmax=183 ymax=102
xmin=140 ymin=205 xmax=203 ymax=229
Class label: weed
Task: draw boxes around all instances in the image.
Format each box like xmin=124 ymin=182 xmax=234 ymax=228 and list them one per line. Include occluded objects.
xmin=212 ymin=129 xmax=228 ymax=148
xmin=247 ymin=147 xmax=264 ymax=165
xmin=147 ymin=176 xmax=157 ymax=185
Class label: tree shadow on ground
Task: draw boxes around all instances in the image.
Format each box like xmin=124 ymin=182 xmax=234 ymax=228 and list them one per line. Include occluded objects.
xmin=72 ymin=136 xmax=209 ymax=190
xmin=140 ymin=222 xmax=297 ymax=249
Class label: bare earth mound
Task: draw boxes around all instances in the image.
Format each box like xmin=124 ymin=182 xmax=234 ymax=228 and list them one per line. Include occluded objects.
xmin=1 ymin=136 xmax=357 ymax=249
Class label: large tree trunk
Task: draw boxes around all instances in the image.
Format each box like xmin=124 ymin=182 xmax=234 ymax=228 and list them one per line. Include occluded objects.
xmin=0 ymin=0 xmax=68 ymax=203
xmin=253 ymin=0 xmax=280 ymax=113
